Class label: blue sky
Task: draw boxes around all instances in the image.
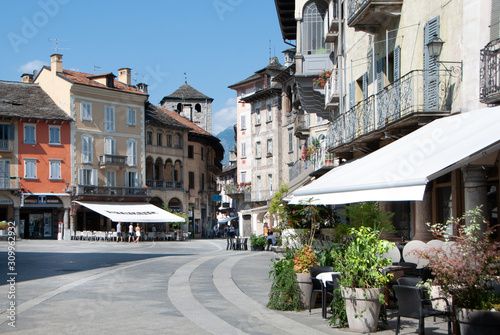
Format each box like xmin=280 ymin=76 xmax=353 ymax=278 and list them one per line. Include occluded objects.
xmin=0 ymin=0 xmax=289 ymax=134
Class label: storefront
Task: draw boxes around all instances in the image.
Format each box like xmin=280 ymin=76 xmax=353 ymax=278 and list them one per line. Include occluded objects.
xmin=21 ymin=195 xmax=64 ymax=239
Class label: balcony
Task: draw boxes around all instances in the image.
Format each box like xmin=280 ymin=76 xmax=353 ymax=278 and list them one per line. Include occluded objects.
xmin=224 ymin=183 xmax=250 ymax=195
xmin=480 ymin=38 xmax=500 ymax=104
xmin=98 ymin=154 xmax=127 ymax=168
xmin=324 ymin=1 xmax=340 ymax=43
xmin=327 ymin=69 xmax=453 ymax=152
xmin=295 ymin=75 xmax=331 ymax=121
xmin=0 ymin=176 xmax=20 ymax=190
xmin=347 ymin=0 xmax=403 ymax=33
xmin=244 ymin=190 xmax=272 ymax=202
xmin=325 ymin=69 xmax=340 ymax=110
xmin=308 ymin=146 xmax=335 ymax=177
xmin=146 ymin=180 xmax=183 ymax=190
xmin=0 ymin=139 xmax=14 ymax=152
xmin=295 ymin=114 xmax=310 ymax=139
xmin=75 ymin=185 xmax=150 ymax=197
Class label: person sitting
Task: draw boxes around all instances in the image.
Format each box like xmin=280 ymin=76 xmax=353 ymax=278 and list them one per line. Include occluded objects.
xmin=266 ymin=231 xmax=276 ymax=251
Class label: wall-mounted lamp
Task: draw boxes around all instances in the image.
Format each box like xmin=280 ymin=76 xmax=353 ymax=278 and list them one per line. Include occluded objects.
xmin=427 ymin=34 xmax=462 ymax=80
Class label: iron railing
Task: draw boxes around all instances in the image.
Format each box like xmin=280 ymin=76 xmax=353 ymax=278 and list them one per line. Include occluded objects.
xmin=146 ymin=180 xmax=183 ymax=190
xmin=0 ymin=176 xmax=19 ymax=190
xmin=327 ymin=69 xmax=453 ymax=150
xmin=244 ymin=190 xmax=273 ymax=202
xmin=75 ymin=185 xmax=150 ymax=196
xmin=98 ymin=154 xmax=127 ymax=167
xmin=0 ymin=140 xmax=14 ymax=152
xmin=480 ymin=38 xmax=500 ymax=104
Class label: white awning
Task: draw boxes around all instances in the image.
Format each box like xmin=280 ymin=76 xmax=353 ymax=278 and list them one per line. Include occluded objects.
xmin=291 ymin=107 xmax=500 ymax=205
xmin=75 ymin=201 xmax=185 ymax=223
xmin=218 ymin=216 xmax=238 ymax=224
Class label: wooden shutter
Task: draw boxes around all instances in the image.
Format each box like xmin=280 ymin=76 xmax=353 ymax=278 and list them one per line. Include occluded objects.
xmin=349 ymin=82 xmax=355 ymax=108
xmin=394 ymin=46 xmax=401 ymax=81
xmin=491 ymin=0 xmax=500 ymax=40
xmin=424 ymin=16 xmax=440 ymax=110
xmin=376 ymin=58 xmax=385 ymax=92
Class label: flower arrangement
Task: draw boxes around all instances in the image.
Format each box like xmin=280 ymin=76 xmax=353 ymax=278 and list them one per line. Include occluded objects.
xmin=415 ymin=206 xmax=500 ymax=311
xmin=313 ymin=69 xmax=332 ymax=87
xmin=0 ymin=221 xmax=9 ymax=230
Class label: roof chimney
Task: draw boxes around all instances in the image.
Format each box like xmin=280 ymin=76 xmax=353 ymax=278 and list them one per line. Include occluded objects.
xmin=118 ymin=68 xmax=131 ymax=86
xmin=136 ymin=83 xmax=148 ymax=94
xmin=50 ymin=54 xmax=63 ymax=73
xmin=21 ymin=73 xmax=33 ymax=84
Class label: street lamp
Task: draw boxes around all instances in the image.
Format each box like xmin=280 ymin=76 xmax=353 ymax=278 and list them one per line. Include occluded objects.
xmin=426 ymin=34 xmax=462 ymax=79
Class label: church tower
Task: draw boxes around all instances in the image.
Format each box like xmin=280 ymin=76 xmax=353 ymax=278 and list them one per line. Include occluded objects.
xmin=160 ymin=82 xmax=213 ymax=134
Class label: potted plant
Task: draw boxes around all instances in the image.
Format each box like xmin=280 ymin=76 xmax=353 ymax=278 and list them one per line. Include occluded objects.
xmin=334 ymin=226 xmax=394 ymax=333
xmin=249 ymin=233 xmax=267 ymax=251
xmin=268 ymin=251 xmax=305 ymax=311
xmin=313 ymin=69 xmax=332 ymax=87
xmin=293 ymin=245 xmax=319 ymax=309
xmin=415 ymin=206 xmax=500 ymax=335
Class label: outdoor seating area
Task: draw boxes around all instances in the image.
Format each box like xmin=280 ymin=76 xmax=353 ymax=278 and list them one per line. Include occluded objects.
xmin=226 ymin=236 xmax=248 ymax=250
xmin=71 ymin=230 xmax=190 ymax=241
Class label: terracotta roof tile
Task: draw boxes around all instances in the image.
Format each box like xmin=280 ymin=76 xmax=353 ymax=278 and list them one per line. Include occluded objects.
xmin=57 ymin=68 xmax=147 ymax=95
xmin=157 ymin=106 xmax=211 ymax=136
xmin=145 ymin=102 xmax=191 ymax=130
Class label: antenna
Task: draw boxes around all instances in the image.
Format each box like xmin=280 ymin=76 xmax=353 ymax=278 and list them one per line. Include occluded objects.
xmin=269 ymin=39 xmax=271 ymax=61
xmin=184 ymin=72 xmax=187 ymax=83
xmin=93 ymin=64 xmax=101 ymax=74
xmin=48 ymin=38 xmax=69 ymax=53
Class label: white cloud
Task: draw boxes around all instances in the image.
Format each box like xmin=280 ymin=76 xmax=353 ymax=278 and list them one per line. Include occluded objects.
xmin=212 ymin=97 xmax=237 ymax=134
xmin=18 ymin=60 xmax=46 ymax=74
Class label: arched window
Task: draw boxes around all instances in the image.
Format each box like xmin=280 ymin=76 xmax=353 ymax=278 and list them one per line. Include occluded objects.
xmin=164 ymin=159 xmax=173 ymax=181
xmin=195 ymin=103 xmax=201 ymax=113
xmin=176 ymin=103 xmax=182 ymax=113
xmin=302 ymin=1 xmax=329 ymax=55
xmin=168 ymin=197 xmax=182 ymax=212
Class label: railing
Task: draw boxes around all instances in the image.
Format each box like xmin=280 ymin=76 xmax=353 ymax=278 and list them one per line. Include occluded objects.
xmin=309 ymin=146 xmax=335 ymax=171
xmin=146 ymin=180 xmax=183 ymax=190
xmin=0 ymin=177 xmax=19 ymax=190
xmin=244 ymin=190 xmax=273 ymax=202
xmin=480 ymin=38 xmax=500 ymax=104
xmin=348 ymin=0 xmax=371 ymax=22
xmin=327 ymin=69 xmax=453 ymax=150
xmin=0 ymin=140 xmax=14 ymax=152
xmin=297 ymin=114 xmax=310 ymax=131
xmin=98 ymin=154 xmax=127 ymax=167
xmin=224 ymin=183 xmax=250 ymax=195
xmin=75 ymin=185 xmax=150 ymax=196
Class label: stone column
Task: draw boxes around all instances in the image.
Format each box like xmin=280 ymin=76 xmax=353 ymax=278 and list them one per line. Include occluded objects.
xmin=461 ymin=165 xmax=488 ymax=231
xmin=63 ymin=207 xmax=71 ymax=240
xmin=13 ymin=206 xmax=20 ymax=238
xmin=413 ymin=187 xmax=434 ymax=241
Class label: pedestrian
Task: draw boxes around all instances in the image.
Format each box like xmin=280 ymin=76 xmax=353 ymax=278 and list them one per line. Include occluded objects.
xmin=135 ymin=223 xmax=141 ymax=243
xmin=266 ymin=231 xmax=276 ymax=251
xmin=116 ymin=222 xmax=123 ymax=242
xmin=128 ymin=223 xmax=134 ymax=243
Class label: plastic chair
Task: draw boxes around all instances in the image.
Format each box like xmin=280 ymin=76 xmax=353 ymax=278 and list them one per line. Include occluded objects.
xmin=308 ymin=266 xmax=334 ymax=314
xmin=393 ymin=285 xmax=452 ymax=335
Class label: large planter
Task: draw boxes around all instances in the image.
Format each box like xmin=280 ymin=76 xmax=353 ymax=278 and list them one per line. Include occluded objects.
xmin=456 ymin=308 xmax=500 ymax=335
xmin=250 ymin=245 xmax=264 ymax=251
xmin=296 ymin=272 xmax=313 ymax=309
xmin=341 ymin=287 xmax=382 ymax=333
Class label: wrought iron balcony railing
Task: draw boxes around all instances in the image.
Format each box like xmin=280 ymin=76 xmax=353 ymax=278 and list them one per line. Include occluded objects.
xmin=480 ymin=38 xmax=500 ymax=104
xmin=146 ymin=180 xmax=183 ymax=190
xmin=327 ymin=69 xmax=453 ymax=151
xmin=0 ymin=139 xmax=14 ymax=152
xmin=0 ymin=176 xmax=20 ymax=190
xmin=347 ymin=0 xmax=403 ymax=32
xmin=75 ymin=185 xmax=150 ymax=196
xmin=98 ymin=154 xmax=128 ymax=167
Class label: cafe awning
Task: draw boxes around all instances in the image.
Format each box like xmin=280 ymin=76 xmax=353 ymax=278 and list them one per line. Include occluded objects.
xmin=290 ymin=107 xmax=500 ymax=205
xmin=217 ymin=216 xmax=238 ymax=224
xmin=75 ymin=201 xmax=185 ymax=223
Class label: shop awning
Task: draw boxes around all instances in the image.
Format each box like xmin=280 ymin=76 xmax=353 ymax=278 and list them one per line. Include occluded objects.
xmin=290 ymin=107 xmax=500 ymax=205
xmin=75 ymin=201 xmax=185 ymax=223
xmin=217 ymin=216 xmax=238 ymax=224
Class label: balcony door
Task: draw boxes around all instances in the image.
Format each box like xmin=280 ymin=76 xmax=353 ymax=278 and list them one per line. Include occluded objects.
xmin=0 ymin=160 xmax=10 ymax=189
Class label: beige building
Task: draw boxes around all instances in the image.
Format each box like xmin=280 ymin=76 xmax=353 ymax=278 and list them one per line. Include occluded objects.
xmin=35 ymin=54 xmax=149 ymax=234
xmin=277 ymin=0 xmax=500 ymax=241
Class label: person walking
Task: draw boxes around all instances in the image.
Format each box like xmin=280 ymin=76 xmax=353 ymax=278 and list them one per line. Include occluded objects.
xmin=135 ymin=223 xmax=141 ymax=243
xmin=128 ymin=223 xmax=134 ymax=243
xmin=116 ymin=222 xmax=123 ymax=242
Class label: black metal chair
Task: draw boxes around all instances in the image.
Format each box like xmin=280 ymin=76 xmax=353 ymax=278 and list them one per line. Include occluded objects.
xmin=308 ymin=266 xmax=333 ymax=314
xmin=240 ymin=237 xmax=248 ymax=250
xmin=324 ymin=273 xmax=341 ymax=318
xmin=393 ymin=285 xmax=452 ymax=335
xmin=397 ymin=276 xmax=423 ymax=287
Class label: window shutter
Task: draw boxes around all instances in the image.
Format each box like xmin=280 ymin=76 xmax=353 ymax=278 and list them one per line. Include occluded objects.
xmin=491 ymin=0 xmax=500 ymax=40
xmin=424 ymin=16 xmax=440 ymax=110
xmin=376 ymin=58 xmax=385 ymax=92
xmin=92 ymin=169 xmax=98 ymax=186
xmin=349 ymin=82 xmax=355 ymax=108
xmin=8 ymin=124 xmax=14 ymax=140
xmin=394 ymin=46 xmax=401 ymax=81
xmin=78 ymin=168 xmax=83 ymax=185
xmin=362 ymin=72 xmax=368 ymax=100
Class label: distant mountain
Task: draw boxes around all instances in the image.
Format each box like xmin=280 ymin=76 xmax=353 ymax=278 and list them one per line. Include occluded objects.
xmin=216 ymin=126 xmax=235 ymax=166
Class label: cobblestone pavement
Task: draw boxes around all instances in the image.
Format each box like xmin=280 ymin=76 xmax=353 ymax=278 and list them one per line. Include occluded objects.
xmin=0 ymin=239 xmax=451 ymax=334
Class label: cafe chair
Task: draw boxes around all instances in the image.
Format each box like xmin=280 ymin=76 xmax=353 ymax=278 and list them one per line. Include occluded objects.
xmin=308 ymin=266 xmax=333 ymax=314
xmin=393 ymin=285 xmax=452 ymax=335
xmin=397 ymin=276 xmax=422 ymax=287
